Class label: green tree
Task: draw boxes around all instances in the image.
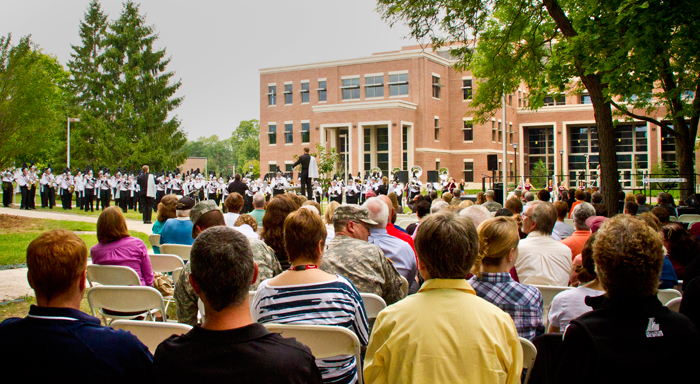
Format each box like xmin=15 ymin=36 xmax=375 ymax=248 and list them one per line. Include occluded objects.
xmin=311 ymin=143 xmax=340 ymax=203
xmin=230 ymin=119 xmax=260 ymax=168
xmin=182 ymin=135 xmax=233 ymax=175
xmin=530 ymin=160 xmax=549 ymax=189
xmin=377 ymin=0 xmax=627 ymax=214
xmin=0 ymin=34 xmax=67 ymax=169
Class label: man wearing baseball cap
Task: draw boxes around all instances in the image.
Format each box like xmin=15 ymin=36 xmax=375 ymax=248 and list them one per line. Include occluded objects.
xmin=160 ymin=197 xmax=196 ymax=246
xmin=320 ymin=204 xmax=407 ymax=305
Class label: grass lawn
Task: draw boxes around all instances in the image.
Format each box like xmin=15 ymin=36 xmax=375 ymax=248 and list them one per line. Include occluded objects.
xmin=0 ymin=214 xmax=149 ymax=266
xmin=3 ymin=191 xmax=145 ymax=221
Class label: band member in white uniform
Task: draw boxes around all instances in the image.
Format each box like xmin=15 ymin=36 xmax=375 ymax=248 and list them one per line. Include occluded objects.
xmin=3 ymin=167 xmax=15 ymax=207
xmin=17 ymin=165 xmax=30 ymax=210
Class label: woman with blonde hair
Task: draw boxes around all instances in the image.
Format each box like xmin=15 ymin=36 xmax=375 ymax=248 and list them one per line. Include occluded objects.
xmin=468 ymin=217 xmax=543 ymax=340
xmin=91 ymin=206 xmax=154 ymax=286
xmin=324 ymin=200 xmax=340 ymax=242
xmin=151 ymin=194 xmax=178 ymax=253
xmin=475 ymin=191 xmax=486 ymax=205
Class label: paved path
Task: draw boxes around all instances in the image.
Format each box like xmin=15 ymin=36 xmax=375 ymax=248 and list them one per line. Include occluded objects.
xmin=0 ymin=206 xmax=153 ymax=301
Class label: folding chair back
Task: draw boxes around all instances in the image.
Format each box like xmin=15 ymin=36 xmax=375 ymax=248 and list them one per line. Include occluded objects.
xmin=172 ymin=267 xmax=183 ymax=286
xmin=111 ymin=320 xmax=192 ymax=353
xmin=564 ymin=218 xmax=574 ymax=227
xmin=657 ymin=288 xmax=682 ymax=305
xmin=88 ymin=285 xmax=166 ymax=325
xmin=665 ymin=297 xmax=682 ymax=312
xmin=532 ymin=285 xmax=572 ymax=327
xmin=263 ymin=323 xmax=363 ymax=383
xmin=520 ymin=337 xmax=538 ymax=384
xmin=87 ymin=264 xmax=141 ymax=287
xmin=149 ymin=254 xmax=185 ymax=273
xmin=149 ymin=234 xmax=161 ymax=248
xmin=678 ymin=214 xmax=700 ymax=223
xmin=160 ymin=244 xmax=192 ymax=261
xmin=360 ymin=293 xmax=387 ymax=319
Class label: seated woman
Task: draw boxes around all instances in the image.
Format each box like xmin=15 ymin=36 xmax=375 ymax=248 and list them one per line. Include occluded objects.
xmin=91 ymin=206 xmax=154 ymax=286
xmin=233 ymin=214 xmax=259 ymax=239
xmin=662 ymin=222 xmax=700 ymax=281
xmin=468 ymin=217 xmax=543 ymax=340
xmin=151 ymin=194 xmax=178 ymax=254
xmin=548 ymin=233 xmax=605 ymax=333
xmin=223 ymin=192 xmax=244 ymax=228
xmin=323 ymin=201 xmax=340 ymax=243
xmin=252 ymin=208 xmax=369 ymax=384
xmin=260 ymin=194 xmax=300 ymax=270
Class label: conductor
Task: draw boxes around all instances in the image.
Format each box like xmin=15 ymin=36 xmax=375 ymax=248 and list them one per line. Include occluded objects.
xmin=292 ymin=147 xmax=317 ymax=200
xmin=136 ymin=165 xmax=156 ymax=224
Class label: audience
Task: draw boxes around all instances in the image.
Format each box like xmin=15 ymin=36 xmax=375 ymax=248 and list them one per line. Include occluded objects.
xmin=515 ymin=201 xmax=572 ymax=286
xmin=636 ymin=193 xmax=651 ymax=214
xmin=365 ymin=197 xmax=417 ymax=285
xmin=537 ymin=189 xmax=551 ymax=203
xmin=154 ymin=226 xmax=322 ymax=383
xmin=661 ymin=222 xmax=700 ymax=282
xmin=0 ymin=230 xmax=152 ymax=381
xmin=320 ymin=205 xmax=407 ymax=305
xmin=591 ymin=191 xmax=608 ymax=217
xmin=554 ymin=215 xmax=700 ymax=383
xmin=379 ymin=195 xmax=417 ymax=257
xmin=482 ymin=189 xmax=503 ymax=212
xmin=324 ymin=201 xmax=340 ymax=243
xmin=560 ymin=202 xmax=595 ymax=260
xmin=151 ymin=194 xmax=178 ymax=253
xmin=475 ymin=191 xmax=486 ymax=205
xmin=522 ymin=191 xmax=535 ymax=211
xmin=568 ymin=189 xmax=585 ymax=218
xmin=252 ymin=209 xmax=369 ymax=384
xmin=459 ymin=204 xmax=492 ymax=229
xmin=159 ymin=196 xmax=195 ymax=246
xmin=469 ymin=217 xmax=544 ymax=340
xmin=364 ymin=211 xmax=523 ymax=383
xmin=651 ymin=206 xmax=670 ymax=224
xmin=551 ymin=201 xmax=574 ymax=241
xmin=442 ymin=192 xmax=453 ymax=204
xmin=638 ymin=212 xmax=678 ymax=289
xmin=234 ymin=214 xmax=259 ymax=239
xmin=406 ymin=199 xmax=430 ymax=236
xmin=680 ymin=277 xmax=700 ymax=330
xmin=656 ymin=192 xmax=678 ymax=218
xmin=91 ymin=206 xmax=153 ymax=286
xmin=249 ymin=192 xmax=266 ymax=227
xmin=451 ymin=189 xmax=462 ymax=205
xmin=260 ymin=194 xmax=300 ymax=269
xmin=431 ymin=200 xmax=449 ymax=214
xmin=223 ymin=192 xmax=244 ymax=227
xmin=175 ymin=200 xmax=281 ymax=325
xmin=548 ymin=233 xmax=605 ymax=332
xmin=624 ymin=201 xmax=638 ymax=215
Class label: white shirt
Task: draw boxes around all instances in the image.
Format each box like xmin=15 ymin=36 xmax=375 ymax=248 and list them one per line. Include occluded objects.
xmin=515 ymin=232 xmax=572 ymax=286
xmin=223 ymin=212 xmax=240 ymax=228
xmin=548 ymin=286 xmax=605 ymax=331
xmin=551 ymin=220 xmax=575 ymax=241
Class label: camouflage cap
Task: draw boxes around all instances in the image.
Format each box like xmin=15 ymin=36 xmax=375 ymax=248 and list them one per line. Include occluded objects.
xmin=333 ymin=204 xmax=378 ymax=226
xmin=189 ymin=200 xmax=220 ymax=238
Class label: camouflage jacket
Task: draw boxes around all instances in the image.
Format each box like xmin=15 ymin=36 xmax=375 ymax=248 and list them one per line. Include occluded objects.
xmin=320 ymin=235 xmax=406 ymax=305
xmin=174 ymin=238 xmax=282 ymax=326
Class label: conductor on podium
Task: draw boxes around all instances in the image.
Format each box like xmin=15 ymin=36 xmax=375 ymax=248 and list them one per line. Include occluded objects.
xmin=292 ymin=147 xmax=314 ymax=200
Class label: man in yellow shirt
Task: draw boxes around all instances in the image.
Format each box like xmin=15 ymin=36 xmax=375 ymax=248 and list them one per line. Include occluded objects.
xmin=363 ymin=211 xmax=523 ymax=384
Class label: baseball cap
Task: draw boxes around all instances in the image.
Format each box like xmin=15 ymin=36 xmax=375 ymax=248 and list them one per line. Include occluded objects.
xmin=333 ymin=205 xmax=378 ymax=226
xmin=585 ymin=216 xmax=608 ymax=233
xmin=176 ymin=197 xmax=195 ymax=211
xmin=189 ymin=200 xmax=220 ymax=238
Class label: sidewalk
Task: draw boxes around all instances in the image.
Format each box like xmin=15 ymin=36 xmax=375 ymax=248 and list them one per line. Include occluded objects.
xmin=0 ymin=206 xmax=153 ymax=301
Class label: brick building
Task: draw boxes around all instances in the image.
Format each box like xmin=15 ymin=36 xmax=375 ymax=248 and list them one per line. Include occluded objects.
xmin=259 ymin=45 xmax=685 ymax=189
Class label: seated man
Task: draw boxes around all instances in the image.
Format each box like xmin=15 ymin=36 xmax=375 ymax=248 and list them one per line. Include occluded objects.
xmin=560 ymin=202 xmax=595 ymax=259
xmin=551 ymin=201 xmax=574 ymax=241
xmin=555 ymin=215 xmax=700 ymax=383
xmin=515 ymin=201 xmax=572 ymax=285
xmin=321 ymin=205 xmax=407 ymax=305
xmin=364 ymin=211 xmax=522 ymax=383
xmin=159 ymin=196 xmax=195 ymax=245
xmin=0 ymin=230 xmax=152 ymax=381
xmin=174 ymin=200 xmax=281 ymax=325
xmin=481 ymin=189 xmax=503 ymax=212
xmin=154 ymin=227 xmax=322 ymax=382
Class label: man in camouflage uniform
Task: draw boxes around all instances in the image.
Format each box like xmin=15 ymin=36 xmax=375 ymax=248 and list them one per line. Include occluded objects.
xmin=174 ymin=201 xmax=282 ymax=325
xmin=320 ymin=205 xmax=407 ymax=305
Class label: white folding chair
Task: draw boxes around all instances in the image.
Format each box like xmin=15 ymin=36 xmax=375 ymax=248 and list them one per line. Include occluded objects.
xmin=160 ymin=244 xmax=192 ymax=261
xmin=360 ymin=293 xmax=387 ymax=319
xmin=532 ymin=285 xmax=572 ymax=327
xmin=678 ymin=214 xmax=700 ymax=223
xmin=111 ymin=320 xmax=192 ymax=353
xmin=657 ymin=288 xmax=682 ymax=305
xmin=669 ymin=216 xmax=678 ymax=222
xmin=149 ymin=234 xmax=161 ymax=249
xmin=149 ymin=254 xmax=185 ymax=312
xmin=665 ymin=297 xmax=682 ymax=312
xmin=263 ymin=324 xmax=363 ymax=384
xmin=88 ymin=285 xmax=167 ymax=325
xmin=87 ymin=264 xmax=141 ymax=287
xmin=520 ymin=337 xmax=538 ymax=384
xmin=564 ymin=218 xmax=574 ymax=227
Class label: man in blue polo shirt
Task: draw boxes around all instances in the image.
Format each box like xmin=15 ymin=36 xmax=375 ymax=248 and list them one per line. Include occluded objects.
xmin=160 ymin=196 xmax=196 ymax=245
xmin=0 ymin=229 xmax=153 ymax=381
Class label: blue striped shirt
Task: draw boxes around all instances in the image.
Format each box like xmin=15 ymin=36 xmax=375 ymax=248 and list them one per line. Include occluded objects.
xmin=251 ymin=276 xmax=369 ymax=384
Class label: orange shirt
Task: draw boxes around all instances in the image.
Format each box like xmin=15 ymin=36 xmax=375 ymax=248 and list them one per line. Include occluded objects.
xmin=560 ymin=230 xmax=591 ymax=261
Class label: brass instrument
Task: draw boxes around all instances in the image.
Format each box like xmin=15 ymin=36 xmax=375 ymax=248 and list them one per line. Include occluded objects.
xmin=370 ymin=167 xmax=382 ymax=180
xmin=439 ymin=167 xmax=449 ymax=182
xmin=409 ymin=166 xmax=422 ymax=189
xmin=391 ymin=167 xmax=401 ymax=182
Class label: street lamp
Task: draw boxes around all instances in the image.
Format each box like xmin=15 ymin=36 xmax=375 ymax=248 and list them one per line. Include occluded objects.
xmin=67 ymin=117 xmax=80 ymax=169
xmin=512 ymin=143 xmax=518 ymax=187
xmin=339 ymin=134 xmax=348 ymax=204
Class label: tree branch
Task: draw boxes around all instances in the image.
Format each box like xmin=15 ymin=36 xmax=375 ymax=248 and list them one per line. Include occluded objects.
xmin=610 ymin=100 xmax=673 ymax=132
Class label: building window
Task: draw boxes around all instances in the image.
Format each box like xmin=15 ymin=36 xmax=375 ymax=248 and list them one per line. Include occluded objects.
xmin=388 ymin=73 xmax=409 ymax=96
xmin=285 ymin=164 xmax=293 ymax=173
xmin=436 ymin=161 xmax=440 ymax=171
xmin=318 ymin=80 xmax=327 ymax=102
xmin=267 ymin=85 xmax=276 ymax=106
xmin=268 ymin=124 xmax=277 ymax=145
xmin=341 ymin=78 xmax=360 ymax=100
xmin=301 ymin=123 xmax=310 ymax=143
xmin=462 ymin=79 xmax=473 ymax=100
xmin=518 ymin=91 xmax=522 ymax=108
xmin=498 ymin=121 xmax=502 ymax=143
xmin=285 ymin=123 xmax=293 ymax=144
xmin=508 ymin=94 xmax=513 ymax=106
xmin=492 ymin=121 xmax=497 ymax=141
xmin=365 ymin=76 xmax=384 ymax=98
xmin=434 ymin=118 xmax=440 ymax=141
xmin=300 ymin=82 xmax=309 ymax=103
xmin=269 ymin=164 xmax=276 ymax=174
xmin=376 ymin=127 xmax=389 ymax=175
xmin=464 ymin=162 xmax=474 ymax=182
xmin=580 ymin=93 xmax=592 ymax=104
xmin=284 ymin=84 xmax=293 ymax=104
xmin=402 ymin=126 xmax=408 ymax=170
xmin=463 ymin=121 xmax=473 ymax=141
xmin=544 ymin=93 xmax=565 ymax=106
xmin=364 ymin=128 xmax=371 ymax=172
xmin=509 ymin=123 xmax=513 ymax=144
xmin=432 ymin=76 xmax=441 ymax=99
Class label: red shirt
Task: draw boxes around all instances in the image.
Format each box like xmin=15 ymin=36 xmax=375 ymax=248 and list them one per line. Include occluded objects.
xmin=387 ymin=223 xmax=417 ymax=260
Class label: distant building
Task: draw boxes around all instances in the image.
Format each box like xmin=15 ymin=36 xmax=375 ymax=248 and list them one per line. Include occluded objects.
xmin=179 ymin=157 xmax=207 ymax=176
xmin=259 ymin=45 xmax=685 ymax=189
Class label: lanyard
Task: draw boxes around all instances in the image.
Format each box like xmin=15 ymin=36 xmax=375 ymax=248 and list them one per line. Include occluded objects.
xmin=288 ymin=264 xmax=318 ymax=271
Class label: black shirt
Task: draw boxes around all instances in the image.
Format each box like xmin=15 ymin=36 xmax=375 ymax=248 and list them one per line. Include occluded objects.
xmin=293 ymin=154 xmax=311 ymax=176
xmin=227 ymin=180 xmax=248 ymax=196
xmin=153 ymin=323 xmax=323 ymax=383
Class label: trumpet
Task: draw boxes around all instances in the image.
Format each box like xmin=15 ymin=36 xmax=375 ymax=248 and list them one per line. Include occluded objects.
xmin=439 ymin=167 xmax=449 ymax=182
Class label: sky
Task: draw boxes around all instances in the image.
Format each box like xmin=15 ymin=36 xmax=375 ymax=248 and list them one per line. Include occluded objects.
xmin=0 ymin=0 xmax=416 ymax=141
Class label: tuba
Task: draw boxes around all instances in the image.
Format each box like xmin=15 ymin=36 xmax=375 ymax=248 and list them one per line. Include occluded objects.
xmin=391 ymin=167 xmax=401 ymax=182
xmin=370 ymin=167 xmax=382 ymax=180
xmin=439 ymin=167 xmax=449 ymax=182
xmin=409 ymin=166 xmax=422 ymax=188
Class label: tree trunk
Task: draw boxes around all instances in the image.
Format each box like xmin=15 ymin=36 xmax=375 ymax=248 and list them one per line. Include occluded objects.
xmin=673 ymin=121 xmax=694 ymax=202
